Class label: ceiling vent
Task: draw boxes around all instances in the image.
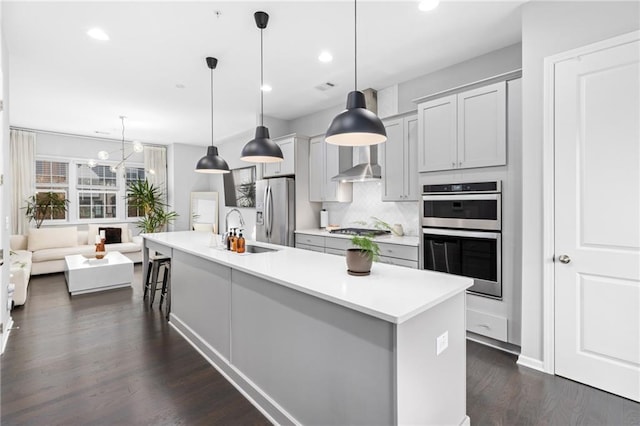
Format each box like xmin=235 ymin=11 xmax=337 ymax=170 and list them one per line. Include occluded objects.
xmin=315 ymin=82 xmax=336 ymax=92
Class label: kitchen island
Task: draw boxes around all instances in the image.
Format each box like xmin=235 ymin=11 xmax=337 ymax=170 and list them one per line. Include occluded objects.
xmin=142 ymin=231 xmax=472 ymax=425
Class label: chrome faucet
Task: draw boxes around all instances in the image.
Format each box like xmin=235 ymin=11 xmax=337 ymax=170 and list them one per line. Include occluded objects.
xmin=223 ymin=208 xmax=246 ymax=244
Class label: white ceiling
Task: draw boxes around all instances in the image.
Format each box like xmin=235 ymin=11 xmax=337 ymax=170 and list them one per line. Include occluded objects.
xmin=4 ymin=1 xmax=524 ymax=146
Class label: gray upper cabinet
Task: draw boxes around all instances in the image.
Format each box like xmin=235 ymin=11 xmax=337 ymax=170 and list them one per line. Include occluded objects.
xmin=309 ymin=136 xmax=353 ymax=203
xmin=380 ymin=113 xmax=419 ymax=201
xmin=418 ymin=81 xmax=506 ymax=172
xmin=263 ymin=136 xmax=296 ymax=178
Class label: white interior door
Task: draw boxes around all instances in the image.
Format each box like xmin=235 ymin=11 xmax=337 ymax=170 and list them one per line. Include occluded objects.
xmin=554 ymin=35 xmax=640 ymax=402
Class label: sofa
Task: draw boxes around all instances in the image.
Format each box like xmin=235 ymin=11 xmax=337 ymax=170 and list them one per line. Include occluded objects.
xmin=9 ymin=249 xmax=32 ymax=306
xmin=9 ymin=224 xmax=142 ymax=306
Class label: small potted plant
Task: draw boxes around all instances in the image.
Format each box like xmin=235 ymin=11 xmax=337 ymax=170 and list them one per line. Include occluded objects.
xmin=346 ymin=234 xmax=381 ymax=276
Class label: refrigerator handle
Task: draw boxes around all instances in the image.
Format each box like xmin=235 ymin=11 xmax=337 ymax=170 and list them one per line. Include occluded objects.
xmin=263 ymin=185 xmax=270 ymax=238
xmin=268 ymin=186 xmax=274 ymax=238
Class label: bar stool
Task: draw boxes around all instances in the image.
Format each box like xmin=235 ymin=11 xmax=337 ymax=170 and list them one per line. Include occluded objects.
xmin=161 ymin=263 xmax=171 ymax=321
xmin=144 ymin=255 xmax=171 ymax=308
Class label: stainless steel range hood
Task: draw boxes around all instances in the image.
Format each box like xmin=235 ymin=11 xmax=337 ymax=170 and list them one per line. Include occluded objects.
xmin=331 ymin=145 xmax=381 ymax=182
xmin=331 ymin=88 xmax=382 ymax=182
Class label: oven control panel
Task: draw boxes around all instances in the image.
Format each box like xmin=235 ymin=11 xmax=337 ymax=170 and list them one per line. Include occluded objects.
xmin=423 ymin=181 xmax=500 ymax=194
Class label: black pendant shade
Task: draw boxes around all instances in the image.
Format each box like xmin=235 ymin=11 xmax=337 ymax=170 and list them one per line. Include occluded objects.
xmin=195 ymin=56 xmax=230 ymax=174
xmin=240 ymin=126 xmax=283 ymax=163
xmin=325 ymin=90 xmax=387 ymax=146
xmin=325 ymin=0 xmax=386 ymax=147
xmin=196 ymin=146 xmax=230 ymax=174
xmin=241 ymin=11 xmax=283 ymax=164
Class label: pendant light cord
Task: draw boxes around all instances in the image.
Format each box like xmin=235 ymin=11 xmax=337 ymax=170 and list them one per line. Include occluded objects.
xmin=260 ymin=27 xmax=264 ymax=127
xmin=211 ymin=68 xmax=219 ymax=146
xmin=121 ymin=116 xmax=125 ymax=163
xmin=354 ymin=0 xmax=357 ymax=91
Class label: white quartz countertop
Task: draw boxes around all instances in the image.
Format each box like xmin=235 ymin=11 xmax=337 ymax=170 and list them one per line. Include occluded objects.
xmin=295 ymin=228 xmax=420 ymax=247
xmin=143 ymin=231 xmax=471 ymax=324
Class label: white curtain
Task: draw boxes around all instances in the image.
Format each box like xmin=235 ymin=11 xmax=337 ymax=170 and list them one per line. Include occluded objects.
xmin=10 ymin=130 xmax=36 ymax=235
xmin=144 ymin=146 xmax=167 ymax=203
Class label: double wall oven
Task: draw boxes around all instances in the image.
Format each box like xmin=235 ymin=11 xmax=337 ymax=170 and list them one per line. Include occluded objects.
xmin=421 ymin=181 xmax=502 ymax=299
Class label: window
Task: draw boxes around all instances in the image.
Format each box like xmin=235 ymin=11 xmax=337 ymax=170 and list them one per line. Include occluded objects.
xmin=35 ymin=158 xmax=146 ymax=223
xmin=35 ymin=160 xmax=69 ymax=221
xmin=77 ymin=164 xmax=118 ymax=220
xmin=125 ymin=167 xmax=146 ymax=218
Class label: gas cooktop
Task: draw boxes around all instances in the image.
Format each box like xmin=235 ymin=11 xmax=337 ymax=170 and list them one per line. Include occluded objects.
xmin=329 ymin=228 xmax=391 ymax=236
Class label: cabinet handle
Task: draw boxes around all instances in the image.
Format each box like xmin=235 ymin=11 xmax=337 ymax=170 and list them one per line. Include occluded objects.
xmin=458 ymin=161 xmax=463 ymax=166
xmin=452 ymin=162 xmax=455 ymax=167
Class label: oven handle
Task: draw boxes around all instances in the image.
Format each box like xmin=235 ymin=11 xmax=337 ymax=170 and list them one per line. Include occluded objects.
xmin=422 ymin=228 xmax=501 ymax=240
xmin=422 ymin=193 xmax=501 ymax=201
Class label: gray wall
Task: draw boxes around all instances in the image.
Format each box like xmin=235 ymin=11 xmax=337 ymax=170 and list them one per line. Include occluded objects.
xmin=166 ymin=143 xmax=213 ymax=232
xmin=288 ymin=43 xmax=522 ymax=138
xmin=34 ymin=132 xmax=143 ymax=164
xmin=397 ymin=43 xmax=522 ymax=113
xmin=520 ymin=1 xmax=640 ymax=363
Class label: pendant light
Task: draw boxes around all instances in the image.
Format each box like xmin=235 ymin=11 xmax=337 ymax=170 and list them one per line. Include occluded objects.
xmin=195 ymin=57 xmax=230 ymax=174
xmin=240 ymin=11 xmax=283 ymax=163
xmin=325 ymin=0 xmax=387 ymax=146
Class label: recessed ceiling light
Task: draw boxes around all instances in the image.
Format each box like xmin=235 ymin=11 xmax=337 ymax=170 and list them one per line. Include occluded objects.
xmin=418 ymin=0 xmax=440 ymax=12
xmin=261 ymin=84 xmax=272 ymax=92
xmin=87 ymin=28 xmax=109 ymax=41
xmin=318 ymin=51 xmax=333 ymax=63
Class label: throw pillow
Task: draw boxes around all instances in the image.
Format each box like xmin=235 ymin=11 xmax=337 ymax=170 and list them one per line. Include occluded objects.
xmin=98 ymin=227 xmax=122 ymax=244
xmin=88 ymin=223 xmax=130 ymax=243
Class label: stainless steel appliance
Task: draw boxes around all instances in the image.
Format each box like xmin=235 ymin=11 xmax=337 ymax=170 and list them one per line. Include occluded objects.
xmin=421 ymin=181 xmax=502 ymax=299
xmin=329 ymin=228 xmax=390 ymax=236
xmin=256 ymin=178 xmax=295 ymax=246
xmin=422 ymin=181 xmax=501 ymax=231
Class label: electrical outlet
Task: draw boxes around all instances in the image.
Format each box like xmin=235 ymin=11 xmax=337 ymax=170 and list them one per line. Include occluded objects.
xmin=436 ymin=331 xmax=448 ymax=355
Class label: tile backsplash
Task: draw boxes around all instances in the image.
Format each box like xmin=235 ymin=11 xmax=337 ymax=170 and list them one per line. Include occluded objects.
xmin=322 ymin=181 xmax=420 ymax=236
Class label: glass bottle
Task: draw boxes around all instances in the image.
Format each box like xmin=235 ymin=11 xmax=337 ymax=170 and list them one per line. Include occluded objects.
xmin=236 ymin=231 xmax=246 ymax=254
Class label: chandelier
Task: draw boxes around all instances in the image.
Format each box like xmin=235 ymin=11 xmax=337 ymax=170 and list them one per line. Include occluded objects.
xmin=89 ymin=116 xmax=143 ymax=171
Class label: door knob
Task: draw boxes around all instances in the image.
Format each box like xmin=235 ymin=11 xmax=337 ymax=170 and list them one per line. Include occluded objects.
xmin=558 ymin=254 xmax=571 ymax=264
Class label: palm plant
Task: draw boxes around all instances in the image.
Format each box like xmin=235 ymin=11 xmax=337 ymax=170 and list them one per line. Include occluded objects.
xmin=126 ymin=179 xmax=178 ymax=233
xmin=236 ymin=182 xmax=256 ymax=207
xmin=24 ymin=192 xmax=69 ymax=228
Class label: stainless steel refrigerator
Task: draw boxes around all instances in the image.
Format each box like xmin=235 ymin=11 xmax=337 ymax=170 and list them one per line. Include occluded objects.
xmin=255 ymin=178 xmax=295 ymax=246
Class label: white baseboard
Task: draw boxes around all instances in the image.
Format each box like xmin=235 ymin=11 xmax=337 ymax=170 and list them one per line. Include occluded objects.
xmin=516 ymin=355 xmax=546 ymax=373
xmin=2 ymin=317 xmax=14 ymax=354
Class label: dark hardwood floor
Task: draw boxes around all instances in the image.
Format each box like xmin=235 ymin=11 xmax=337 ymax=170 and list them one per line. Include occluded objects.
xmin=2 ymin=267 xmax=638 ymax=425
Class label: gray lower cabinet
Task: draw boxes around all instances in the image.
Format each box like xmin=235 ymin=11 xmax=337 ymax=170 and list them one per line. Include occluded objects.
xmin=295 ymin=243 xmax=324 ymax=253
xmin=231 ymin=270 xmax=395 ymax=425
xmin=295 ymin=234 xmax=419 ymax=269
xmin=171 ymin=250 xmax=232 ymax=359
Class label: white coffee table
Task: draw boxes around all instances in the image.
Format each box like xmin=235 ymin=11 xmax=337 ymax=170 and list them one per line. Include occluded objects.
xmin=64 ymin=251 xmax=134 ymax=295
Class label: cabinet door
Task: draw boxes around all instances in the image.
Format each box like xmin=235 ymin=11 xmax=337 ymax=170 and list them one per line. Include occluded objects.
xmin=278 ymin=138 xmax=295 ymax=175
xmin=418 ymin=94 xmax=458 ymax=172
xmin=308 ymin=137 xmax=324 ymax=202
xmin=324 ymin=142 xmax=341 ymax=201
xmin=263 ymin=138 xmax=295 ymax=177
xmin=381 ymin=118 xmax=405 ymax=201
xmin=263 ymin=160 xmax=280 ymax=178
xmin=404 ymin=114 xmax=419 ymax=200
xmin=457 ymin=81 xmax=506 ymax=169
